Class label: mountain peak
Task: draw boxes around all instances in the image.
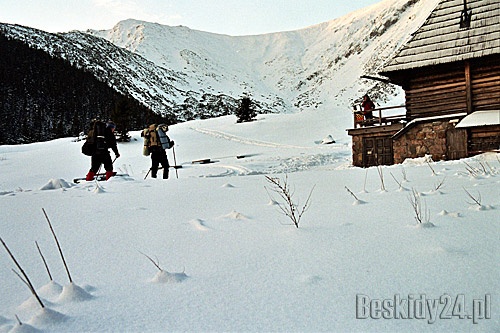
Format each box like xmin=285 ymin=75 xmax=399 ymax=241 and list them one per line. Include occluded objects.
xmin=89 ymin=0 xmax=439 ymax=112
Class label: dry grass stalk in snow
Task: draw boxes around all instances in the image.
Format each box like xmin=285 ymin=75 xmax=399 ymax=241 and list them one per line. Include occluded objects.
xmin=426 ymin=161 xmax=437 ymax=176
xmin=433 ymin=177 xmax=446 ymax=191
xmin=42 ymin=208 xmax=73 ymax=283
xmin=390 ymin=172 xmax=403 ymax=190
xmin=345 ymin=186 xmax=360 ymax=201
xmin=140 ymin=251 xmax=163 ymax=271
xmin=377 ymin=166 xmax=386 ymax=191
xmin=463 ymin=187 xmax=482 ymax=207
xmin=36 ymin=240 xmax=53 ymax=281
xmin=0 ymin=237 xmax=45 ymax=309
xmin=401 ymin=167 xmax=408 ymax=182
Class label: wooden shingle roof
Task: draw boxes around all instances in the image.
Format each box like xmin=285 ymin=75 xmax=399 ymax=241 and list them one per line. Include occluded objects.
xmin=382 ymin=0 xmax=500 ymax=73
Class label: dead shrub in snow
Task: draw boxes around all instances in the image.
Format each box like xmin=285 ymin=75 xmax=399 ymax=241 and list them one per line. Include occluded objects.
xmin=265 ymin=174 xmax=314 ymax=228
xmin=408 ymin=188 xmax=430 ymax=224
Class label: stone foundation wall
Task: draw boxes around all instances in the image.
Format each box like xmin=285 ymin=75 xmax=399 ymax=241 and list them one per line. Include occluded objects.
xmin=393 ymin=121 xmax=453 ymax=164
xmin=351 ymin=135 xmax=363 ymax=167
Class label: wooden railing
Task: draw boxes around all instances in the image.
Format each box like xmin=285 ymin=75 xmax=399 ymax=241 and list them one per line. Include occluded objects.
xmin=353 ymin=105 xmax=407 ymax=128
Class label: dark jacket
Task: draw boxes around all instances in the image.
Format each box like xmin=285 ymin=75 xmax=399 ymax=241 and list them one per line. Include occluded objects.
xmin=362 ymin=99 xmax=375 ymax=111
xmin=104 ymin=127 xmax=119 ymax=156
xmin=87 ymin=126 xmax=118 ymax=156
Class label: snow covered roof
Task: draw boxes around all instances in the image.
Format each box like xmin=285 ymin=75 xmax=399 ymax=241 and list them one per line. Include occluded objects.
xmin=456 ymin=110 xmax=500 ymax=128
xmin=381 ymin=0 xmax=500 ymax=73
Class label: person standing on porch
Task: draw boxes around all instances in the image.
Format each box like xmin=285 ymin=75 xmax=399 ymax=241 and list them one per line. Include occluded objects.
xmin=361 ymin=94 xmax=375 ymax=120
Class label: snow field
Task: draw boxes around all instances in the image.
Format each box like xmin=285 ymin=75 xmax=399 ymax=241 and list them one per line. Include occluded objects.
xmin=0 ymin=113 xmax=498 ymax=332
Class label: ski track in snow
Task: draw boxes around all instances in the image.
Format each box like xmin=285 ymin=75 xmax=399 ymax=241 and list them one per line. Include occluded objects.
xmin=197 ymin=154 xmax=350 ymax=178
xmin=188 ymin=126 xmax=351 ymax=177
xmin=191 ymin=127 xmax=336 ymax=150
xmin=201 ymin=164 xmax=261 ymax=178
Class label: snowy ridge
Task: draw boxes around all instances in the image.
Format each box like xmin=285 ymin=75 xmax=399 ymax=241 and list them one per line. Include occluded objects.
xmin=89 ymin=0 xmax=439 ymax=110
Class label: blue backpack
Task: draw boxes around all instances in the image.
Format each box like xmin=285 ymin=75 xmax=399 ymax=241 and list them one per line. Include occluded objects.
xmin=157 ymin=124 xmax=173 ymax=150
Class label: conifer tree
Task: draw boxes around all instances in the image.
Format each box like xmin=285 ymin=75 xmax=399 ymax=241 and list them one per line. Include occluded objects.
xmin=235 ymin=96 xmax=256 ymax=123
xmin=111 ymin=98 xmax=133 ymax=141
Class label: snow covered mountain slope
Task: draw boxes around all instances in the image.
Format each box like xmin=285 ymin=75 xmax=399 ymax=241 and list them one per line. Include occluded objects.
xmin=89 ymin=0 xmax=440 ymax=111
xmin=0 ymin=24 xmax=189 ymax=118
xmin=1 ymin=0 xmax=440 ymax=125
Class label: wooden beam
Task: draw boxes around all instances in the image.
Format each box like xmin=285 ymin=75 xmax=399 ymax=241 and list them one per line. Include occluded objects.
xmin=465 ymin=61 xmax=473 ymax=114
xmin=360 ymin=75 xmax=392 ymax=84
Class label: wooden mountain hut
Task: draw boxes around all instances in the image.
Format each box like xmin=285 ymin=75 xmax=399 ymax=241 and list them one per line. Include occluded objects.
xmin=347 ymin=0 xmax=500 ymax=167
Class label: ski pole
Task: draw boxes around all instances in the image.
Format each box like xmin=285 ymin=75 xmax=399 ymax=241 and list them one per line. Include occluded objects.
xmin=144 ymin=168 xmax=151 ymax=180
xmin=172 ymin=146 xmax=179 ymax=179
xmin=106 ymin=156 xmax=117 ymax=175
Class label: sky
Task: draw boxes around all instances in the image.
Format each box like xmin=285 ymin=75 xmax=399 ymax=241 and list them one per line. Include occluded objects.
xmin=1 ymin=0 xmax=382 ymax=35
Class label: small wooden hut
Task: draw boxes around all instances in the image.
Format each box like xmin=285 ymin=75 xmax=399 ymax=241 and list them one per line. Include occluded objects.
xmin=347 ymin=0 xmax=500 ymax=167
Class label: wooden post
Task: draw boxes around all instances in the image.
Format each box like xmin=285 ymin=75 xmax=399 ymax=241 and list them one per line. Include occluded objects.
xmin=465 ymin=61 xmax=473 ymax=114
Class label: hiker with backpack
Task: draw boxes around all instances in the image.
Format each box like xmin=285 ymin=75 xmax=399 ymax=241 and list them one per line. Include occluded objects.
xmin=84 ymin=120 xmax=120 ymax=181
xmin=142 ymin=124 xmax=174 ymax=179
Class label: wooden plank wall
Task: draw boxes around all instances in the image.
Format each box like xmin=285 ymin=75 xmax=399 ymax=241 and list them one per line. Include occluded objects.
xmin=405 ymin=63 xmax=467 ymax=120
xmin=404 ymin=54 xmax=500 ymax=120
xmin=469 ymin=125 xmax=500 ymax=153
xmin=471 ymin=55 xmax=500 ymax=111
